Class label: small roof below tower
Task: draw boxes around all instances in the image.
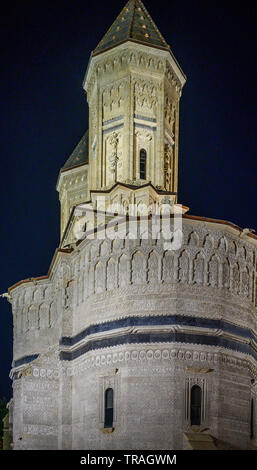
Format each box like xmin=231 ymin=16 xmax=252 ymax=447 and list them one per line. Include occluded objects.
xmin=92 ymin=0 xmax=170 ymax=57
xmin=61 ymin=130 xmax=89 ymax=172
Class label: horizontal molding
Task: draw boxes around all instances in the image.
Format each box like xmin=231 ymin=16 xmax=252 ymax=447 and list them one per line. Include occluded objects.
xmin=102 ymin=123 xmax=124 ymax=134
xmin=59 ymin=331 xmax=257 ymax=362
xmin=102 ymin=115 xmax=123 ymax=126
xmin=134 ymin=114 xmax=157 ymax=123
xmin=13 ymin=353 xmax=39 ymax=368
xmin=134 ymin=122 xmax=157 ymax=131
xmin=12 ymin=316 xmax=257 ymax=369
xmin=60 ymin=315 xmax=257 ymax=347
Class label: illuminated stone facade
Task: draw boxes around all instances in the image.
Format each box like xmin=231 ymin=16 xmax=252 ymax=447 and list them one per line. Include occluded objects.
xmin=7 ymin=0 xmax=257 ymax=450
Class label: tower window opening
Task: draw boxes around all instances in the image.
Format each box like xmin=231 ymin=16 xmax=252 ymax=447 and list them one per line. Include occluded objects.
xmin=104 ymin=388 xmax=114 ymax=428
xmin=250 ymin=398 xmax=254 ymax=439
xmin=190 ymin=385 xmax=202 ymax=426
xmin=140 ymin=149 xmax=147 ymax=179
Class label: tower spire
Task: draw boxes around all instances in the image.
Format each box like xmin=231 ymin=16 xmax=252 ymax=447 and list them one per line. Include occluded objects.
xmin=93 ymin=0 xmax=170 ymax=57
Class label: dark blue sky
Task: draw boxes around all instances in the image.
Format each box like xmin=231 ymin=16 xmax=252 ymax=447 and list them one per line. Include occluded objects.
xmin=0 ymin=0 xmax=256 ymax=399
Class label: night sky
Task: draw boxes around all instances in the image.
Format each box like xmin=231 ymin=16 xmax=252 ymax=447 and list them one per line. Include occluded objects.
xmin=0 ymin=0 xmax=256 ymax=400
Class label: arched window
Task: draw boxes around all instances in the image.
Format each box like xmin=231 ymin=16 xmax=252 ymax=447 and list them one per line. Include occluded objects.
xmin=250 ymin=398 xmax=254 ymax=439
xmin=140 ymin=149 xmax=147 ymax=179
xmin=104 ymin=388 xmax=114 ymax=428
xmin=190 ymin=385 xmax=202 ymax=426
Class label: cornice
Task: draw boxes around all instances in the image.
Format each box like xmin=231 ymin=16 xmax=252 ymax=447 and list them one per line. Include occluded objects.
xmin=83 ymin=42 xmax=186 ymax=98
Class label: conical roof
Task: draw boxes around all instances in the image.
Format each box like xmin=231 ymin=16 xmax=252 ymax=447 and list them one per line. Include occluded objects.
xmin=92 ymin=0 xmax=170 ymax=57
xmin=61 ymin=130 xmax=89 ymax=172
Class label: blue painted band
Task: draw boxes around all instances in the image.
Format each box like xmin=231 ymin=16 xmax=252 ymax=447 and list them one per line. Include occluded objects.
xmin=134 ymin=114 xmax=157 ymax=123
xmin=103 ymin=115 xmax=123 ymax=126
xmin=59 ymin=331 xmax=257 ymax=362
xmin=60 ymin=315 xmax=257 ymax=347
xmin=103 ymin=123 xmax=124 ymax=134
xmin=134 ymin=123 xmax=157 ymax=131
xmin=13 ymin=354 xmax=39 ymax=368
xmin=13 ymin=317 xmax=257 ymax=369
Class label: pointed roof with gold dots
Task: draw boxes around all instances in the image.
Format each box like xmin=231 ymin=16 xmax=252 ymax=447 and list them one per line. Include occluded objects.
xmin=61 ymin=130 xmax=89 ymax=172
xmin=92 ymin=0 xmax=170 ymax=56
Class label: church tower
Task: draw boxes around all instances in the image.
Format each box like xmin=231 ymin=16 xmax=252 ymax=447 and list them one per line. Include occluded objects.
xmin=84 ymin=0 xmax=185 ymax=193
xmin=7 ymin=0 xmax=257 ymax=451
xmin=57 ymin=0 xmax=186 ymax=242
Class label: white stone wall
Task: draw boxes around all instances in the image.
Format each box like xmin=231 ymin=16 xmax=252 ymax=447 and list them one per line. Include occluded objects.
xmin=69 ymin=345 xmax=252 ymax=450
xmin=10 ymin=218 xmax=257 ymax=449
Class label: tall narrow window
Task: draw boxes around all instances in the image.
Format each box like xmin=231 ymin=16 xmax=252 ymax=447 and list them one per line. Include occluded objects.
xmin=104 ymin=388 xmax=114 ymax=428
xmin=190 ymin=385 xmax=202 ymax=426
xmin=250 ymin=398 xmax=254 ymax=439
xmin=140 ymin=149 xmax=147 ymax=179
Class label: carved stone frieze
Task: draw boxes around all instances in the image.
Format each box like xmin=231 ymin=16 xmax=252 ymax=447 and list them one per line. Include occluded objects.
xmin=86 ymin=48 xmax=168 ymax=99
xmin=164 ymin=143 xmax=174 ymax=190
xmin=102 ymin=80 xmax=127 ymax=120
xmin=134 ymin=78 xmax=159 ymax=115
